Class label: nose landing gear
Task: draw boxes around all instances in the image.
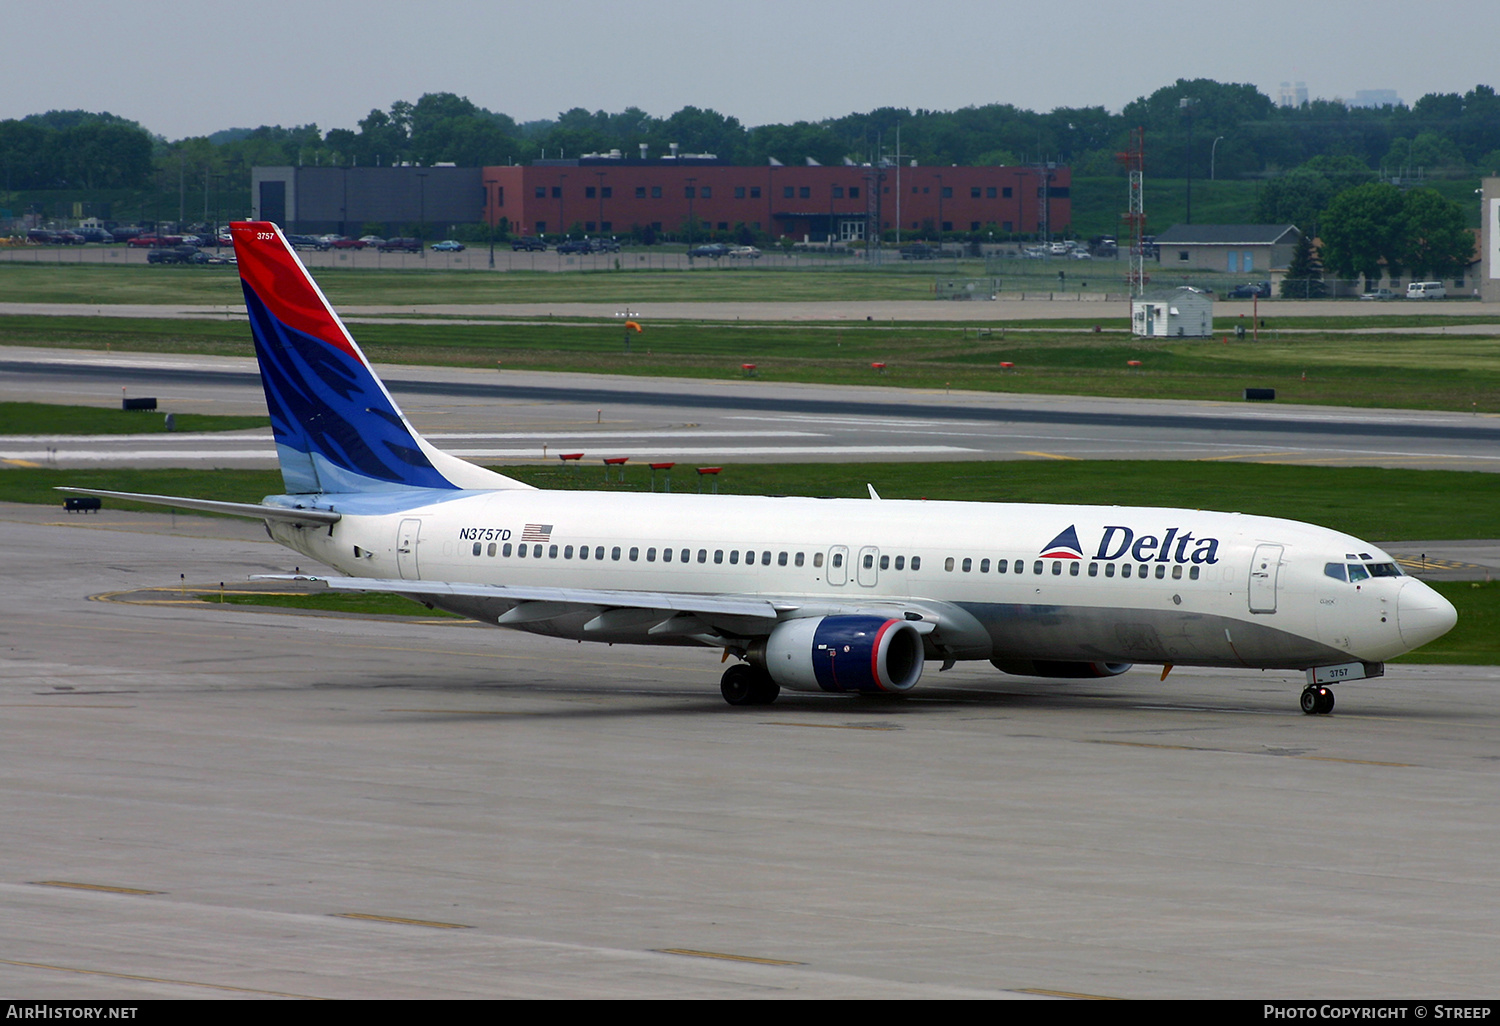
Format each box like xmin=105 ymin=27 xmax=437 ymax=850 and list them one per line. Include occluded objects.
xmin=1300 ymin=685 xmax=1335 ymax=715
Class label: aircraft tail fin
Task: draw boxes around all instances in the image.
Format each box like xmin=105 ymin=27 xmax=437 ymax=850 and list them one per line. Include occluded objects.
xmin=231 ymin=221 xmax=531 ymax=495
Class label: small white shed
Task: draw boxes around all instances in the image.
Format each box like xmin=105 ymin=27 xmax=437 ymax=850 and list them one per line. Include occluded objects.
xmin=1132 ymin=287 xmax=1214 ymax=338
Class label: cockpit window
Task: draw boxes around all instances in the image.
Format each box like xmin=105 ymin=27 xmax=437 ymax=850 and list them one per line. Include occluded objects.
xmin=1366 ymin=562 xmax=1404 ymax=578
xmin=1346 ymin=564 xmax=1370 ymax=583
xmin=1324 ymin=562 xmax=1347 ymax=582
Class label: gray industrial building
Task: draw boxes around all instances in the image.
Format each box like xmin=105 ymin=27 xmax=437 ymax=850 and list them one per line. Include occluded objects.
xmin=1482 ymin=176 xmax=1500 ymax=303
xmin=250 ymin=166 xmax=484 ymax=236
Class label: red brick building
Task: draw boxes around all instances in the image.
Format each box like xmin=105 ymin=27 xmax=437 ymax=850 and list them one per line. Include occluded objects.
xmin=482 ymin=159 xmax=1069 ymax=242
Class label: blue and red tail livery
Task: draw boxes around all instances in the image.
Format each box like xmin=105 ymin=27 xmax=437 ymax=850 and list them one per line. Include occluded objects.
xmin=231 ymin=222 xmax=526 ymax=495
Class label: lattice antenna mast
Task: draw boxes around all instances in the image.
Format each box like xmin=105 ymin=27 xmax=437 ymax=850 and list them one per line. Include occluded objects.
xmin=1117 ymin=127 xmax=1147 ymax=297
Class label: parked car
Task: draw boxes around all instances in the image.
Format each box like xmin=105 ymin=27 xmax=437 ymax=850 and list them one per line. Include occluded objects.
xmin=588 ymin=237 xmax=622 ymax=253
xmin=430 ymin=240 xmax=465 ymax=252
xmin=555 ymin=238 xmax=591 ymax=254
xmin=330 ymin=237 xmax=366 ymax=249
xmin=378 ymin=237 xmax=421 ymax=253
xmin=1358 ymin=288 xmax=1396 ymax=301
xmin=511 ymin=236 xmax=547 ymax=251
xmin=286 ymin=234 xmax=330 ymax=251
xmin=147 ymin=246 xmax=207 ymax=265
xmin=1227 ymin=281 xmax=1271 ymax=299
xmin=358 ymin=236 xmax=386 ymax=248
xmin=900 ymin=243 xmax=937 ymax=260
xmin=688 ymin=243 xmax=730 ymax=258
xmin=74 ymin=227 xmax=115 ymax=243
xmin=729 ymin=245 xmax=761 ymax=259
xmin=1406 ymin=281 xmax=1446 ymax=300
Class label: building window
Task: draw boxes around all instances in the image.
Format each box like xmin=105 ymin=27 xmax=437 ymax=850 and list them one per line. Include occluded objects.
xmin=684 ymin=186 xmax=695 ymax=199
xmin=1179 ymin=251 xmax=1190 ymax=262
xmin=602 ymin=187 xmax=612 ymax=198
xmin=635 ymin=186 xmax=646 ymax=198
xmin=701 ymin=186 xmax=711 ymax=198
xmin=585 ymin=186 xmax=596 ymax=198
xmin=717 ymin=222 xmax=727 ymax=230
xmin=735 ymin=186 xmax=746 ymax=198
xmin=987 ymin=187 xmax=997 ymax=198
xmin=750 ymin=186 xmax=760 ymax=198
xmin=535 ymin=187 xmax=546 ymax=199
xmin=651 ymin=186 xmax=662 ymax=198
xmin=1002 ymin=221 xmax=1013 ymax=232
xmin=784 ymin=186 xmax=794 ymax=198
xmin=942 ymin=221 xmax=952 ymax=231
xmin=551 ymin=187 xmax=561 ymax=198
xmin=601 ymin=221 xmax=612 ymax=231
xmin=849 ymin=186 xmax=859 ymax=198
xmin=1003 ymin=187 xmax=1013 ymax=198
xmin=832 ymin=186 xmax=844 ymax=198
xmin=585 ymin=222 xmax=595 ymax=232
xmin=799 ymin=186 xmax=810 ymax=199
xmin=971 ymin=187 xmax=981 ymax=198
xmin=941 ymin=186 xmax=952 ymax=198
xmin=535 ymin=221 xmax=546 ymax=233
xmin=971 ymin=221 xmax=980 ymax=231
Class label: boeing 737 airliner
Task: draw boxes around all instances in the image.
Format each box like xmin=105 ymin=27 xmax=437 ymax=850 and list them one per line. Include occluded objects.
xmin=70 ymin=222 xmax=1458 ymax=713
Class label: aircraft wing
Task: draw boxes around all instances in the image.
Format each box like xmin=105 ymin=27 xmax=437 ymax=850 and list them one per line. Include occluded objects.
xmin=254 ymin=574 xmax=954 ymax=644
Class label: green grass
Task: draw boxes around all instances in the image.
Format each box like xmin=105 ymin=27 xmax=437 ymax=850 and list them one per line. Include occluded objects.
xmin=0 ymin=401 xmax=268 ymax=435
xmin=5 ymin=311 xmax=1500 ymax=412
xmin=200 ymin=591 xmax=463 ymax=618
xmin=10 ymin=462 xmax=1498 ymax=542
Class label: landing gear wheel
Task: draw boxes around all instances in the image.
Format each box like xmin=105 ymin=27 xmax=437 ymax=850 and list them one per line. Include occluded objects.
xmin=720 ymin=664 xmax=779 ymax=706
xmin=1300 ymin=686 xmax=1334 ymax=715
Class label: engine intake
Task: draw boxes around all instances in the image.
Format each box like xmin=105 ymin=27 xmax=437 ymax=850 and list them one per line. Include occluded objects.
xmin=758 ymin=615 xmax=925 ymax=693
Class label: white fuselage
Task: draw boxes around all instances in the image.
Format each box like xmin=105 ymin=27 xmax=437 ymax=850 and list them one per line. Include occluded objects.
xmin=268 ymin=489 xmax=1447 ymax=671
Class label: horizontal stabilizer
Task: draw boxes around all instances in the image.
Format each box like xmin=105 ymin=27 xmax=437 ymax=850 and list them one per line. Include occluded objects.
xmin=58 ymin=488 xmax=341 ymax=525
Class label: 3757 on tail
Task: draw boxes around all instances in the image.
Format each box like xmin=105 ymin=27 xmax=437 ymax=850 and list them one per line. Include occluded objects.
xmin=67 ymin=222 xmax=1457 ymax=713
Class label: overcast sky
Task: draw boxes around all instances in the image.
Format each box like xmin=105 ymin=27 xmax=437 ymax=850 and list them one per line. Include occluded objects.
xmin=8 ymin=0 xmax=1497 ymax=140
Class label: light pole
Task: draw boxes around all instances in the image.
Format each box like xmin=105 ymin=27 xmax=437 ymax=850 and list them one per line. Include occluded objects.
xmin=1211 ymin=136 xmax=1225 ymax=181
xmin=485 ymin=176 xmax=499 ymax=269
xmin=1180 ymin=96 xmax=1198 ymax=224
xmin=594 ymin=171 xmax=605 ymax=236
xmin=685 ymin=176 xmax=696 ymax=252
xmin=415 ymin=170 xmax=428 ymax=257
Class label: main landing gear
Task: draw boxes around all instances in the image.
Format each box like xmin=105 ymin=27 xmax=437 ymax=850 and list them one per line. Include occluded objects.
xmin=721 ymin=663 xmax=780 ymax=707
xmin=1300 ymin=685 xmax=1335 ymax=715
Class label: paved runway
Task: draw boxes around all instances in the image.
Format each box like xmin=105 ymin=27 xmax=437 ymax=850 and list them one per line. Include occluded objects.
xmin=1 ymin=504 xmax=1498 ymax=999
xmin=3 ymin=347 xmax=1499 ymax=472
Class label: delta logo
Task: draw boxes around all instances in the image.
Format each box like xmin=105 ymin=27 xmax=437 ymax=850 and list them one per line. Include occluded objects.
xmin=1042 ymin=525 xmax=1221 ymax=565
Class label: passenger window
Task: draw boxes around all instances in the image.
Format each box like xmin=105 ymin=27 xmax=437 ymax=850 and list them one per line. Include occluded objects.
xmin=563 ymin=545 xmax=573 ymax=558
xmin=518 ymin=544 xmax=528 ymax=558
xmin=548 ymin=544 xmax=558 ymax=558
xmin=1051 ymin=561 xmax=1061 ymax=575
xmin=894 ymin=555 xmax=905 ymax=570
xmin=730 ymin=551 xmax=740 ymax=565
xmin=1069 ymin=562 xmax=1079 ymax=576
xmin=864 ymin=554 xmax=875 ymax=569
xmin=503 ymin=543 xmax=513 ymax=557
xmin=997 ymin=559 xmax=1008 ymax=573
xmin=813 ymin=552 xmax=823 ymax=568
xmin=1106 ymin=563 xmax=1116 ymax=578
xmin=1033 ymin=561 xmax=1043 ymax=574
xmin=578 ymin=545 xmax=588 ymax=560
xmin=715 ymin=549 xmax=724 ymax=564
xmin=472 ymin=542 xmax=482 ymax=556
xmin=1121 ymin=564 xmax=1131 ymax=578
xmin=1138 ymin=564 xmax=1148 ymax=578
xmin=945 ymin=557 xmax=955 ymax=572
xmin=1155 ymin=565 xmax=1165 ymax=579
xmin=662 ymin=548 xmax=671 ymax=562
xmin=962 ymin=558 xmax=972 ymax=572
xmin=1172 ymin=565 xmax=1182 ymax=579
xmin=595 ymin=546 xmax=605 ymax=560
xmin=779 ymin=551 xmax=788 ymax=566
xmin=1088 ymin=562 xmax=1098 ymax=577
xmin=1189 ymin=566 xmax=1200 ymax=580
xmin=611 ymin=546 xmax=621 ymax=560
xmin=646 ymin=547 xmax=656 ymax=562
xmin=979 ymin=559 xmax=989 ymax=573
xmin=680 ymin=549 xmax=690 ymax=563
xmin=832 ymin=553 xmax=843 ymax=568
xmin=488 ymin=542 xmax=497 ymax=556
xmin=699 ymin=549 xmax=708 ymax=563
xmin=533 ymin=544 xmax=542 ymax=558
xmin=761 ymin=551 xmax=771 ymax=566
xmin=795 ymin=552 xmax=805 ymax=567
xmin=911 ymin=556 xmax=921 ymax=571
xmin=879 ymin=555 xmax=889 ymax=570
xmin=629 ymin=547 xmax=639 ymax=561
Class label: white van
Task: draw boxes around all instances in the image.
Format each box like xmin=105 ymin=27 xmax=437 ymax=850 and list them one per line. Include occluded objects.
xmin=1406 ymin=281 xmax=1446 ymax=300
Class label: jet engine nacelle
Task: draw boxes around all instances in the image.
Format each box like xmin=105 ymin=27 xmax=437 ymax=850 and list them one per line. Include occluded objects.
xmin=990 ymin=659 xmax=1133 ymax=679
xmin=758 ymin=615 xmax=925 ymax=694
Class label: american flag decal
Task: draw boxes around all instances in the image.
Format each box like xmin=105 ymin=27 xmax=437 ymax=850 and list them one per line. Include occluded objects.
xmin=521 ymin=523 xmax=553 ymax=543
